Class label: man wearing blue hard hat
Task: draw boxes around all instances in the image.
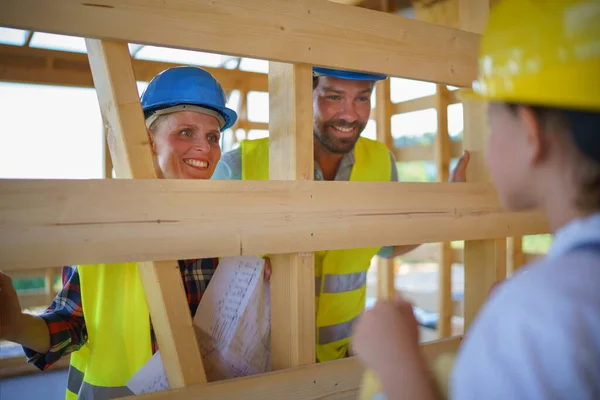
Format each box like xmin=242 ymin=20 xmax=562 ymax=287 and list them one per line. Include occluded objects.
xmin=212 ymin=66 xmax=468 ymax=363
xmin=0 ymin=66 xmax=272 ymax=399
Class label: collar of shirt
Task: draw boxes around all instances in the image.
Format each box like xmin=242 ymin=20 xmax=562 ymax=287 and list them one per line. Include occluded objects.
xmin=546 ymin=211 xmax=600 ymax=260
xmin=314 ymin=149 xmax=355 ymax=181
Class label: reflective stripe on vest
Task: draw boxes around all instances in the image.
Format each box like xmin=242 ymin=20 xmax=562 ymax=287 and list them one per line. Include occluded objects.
xmin=314 ymin=272 xmax=367 ymax=296
xmin=79 ymin=382 xmax=134 ymax=400
xmin=241 ymin=136 xmax=391 ymax=362
xmin=318 ymin=315 xmax=359 ymax=345
xmin=67 ymin=365 xmax=85 ymax=395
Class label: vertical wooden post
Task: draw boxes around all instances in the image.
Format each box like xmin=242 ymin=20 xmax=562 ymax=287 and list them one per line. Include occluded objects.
xmin=268 ymin=62 xmax=316 ymax=369
xmin=507 ymin=236 xmax=525 ymax=276
xmin=44 ymin=267 xmax=57 ymax=304
xmin=375 ymin=77 xmax=395 ymax=299
xmin=103 ymin=121 xmax=113 ymax=179
xmin=434 ymin=85 xmax=453 ymax=338
xmin=459 ymin=0 xmax=507 ymax=329
xmin=85 ymin=39 xmax=207 ymax=388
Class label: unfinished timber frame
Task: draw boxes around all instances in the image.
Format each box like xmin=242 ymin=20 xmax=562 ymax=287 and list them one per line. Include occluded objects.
xmin=0 ymin=0 xmax=548 ymax=398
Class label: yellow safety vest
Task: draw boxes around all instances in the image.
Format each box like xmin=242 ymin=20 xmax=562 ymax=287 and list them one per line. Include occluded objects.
xmin=66 ymin=263 xmax=152 ymax=399
xmin=240 ymin=136 xmax=391 ymax=362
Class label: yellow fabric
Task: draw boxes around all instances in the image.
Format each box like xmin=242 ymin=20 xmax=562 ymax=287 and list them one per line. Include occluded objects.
xmin=241 ymin=136 xmax=391 ymax=361
xmin=463 ymin=0 xmax=600 ymax=111
xmin=67 ymin=263 xmax=152 ymax=398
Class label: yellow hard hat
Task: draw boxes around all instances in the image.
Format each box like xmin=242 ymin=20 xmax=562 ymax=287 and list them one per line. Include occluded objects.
xmin=464 ymin=0 xmax=600 ymax=112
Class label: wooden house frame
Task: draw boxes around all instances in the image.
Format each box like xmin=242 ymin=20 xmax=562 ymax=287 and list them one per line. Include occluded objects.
xmin=0 ymin=0 xmax=548 ymax=398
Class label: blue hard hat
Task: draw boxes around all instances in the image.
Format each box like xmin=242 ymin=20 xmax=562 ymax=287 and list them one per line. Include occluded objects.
xmin=312 ymin=67 xmax=387 ymax=81
xmin=141 ymin=66 xmax=238 ymax=131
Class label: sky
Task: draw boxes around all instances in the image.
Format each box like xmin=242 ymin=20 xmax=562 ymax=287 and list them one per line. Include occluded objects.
xmin=0 ymin=28 xmax=464 ymax=180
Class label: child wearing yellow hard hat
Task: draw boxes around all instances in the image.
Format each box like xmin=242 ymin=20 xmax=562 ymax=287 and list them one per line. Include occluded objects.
xmin=351 ymin=0 xmax=600 ymax=399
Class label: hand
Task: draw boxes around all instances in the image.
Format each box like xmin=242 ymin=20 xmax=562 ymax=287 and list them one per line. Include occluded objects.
xmin=351 ymin=294 xmax=420 ymax=374
xmin=0 ymin=270 xmax=25 ymax=341
xmin=449 ymin=150 xmax=470 ymax=183
xmin=262 ymin=257 xmax=272 ymax=283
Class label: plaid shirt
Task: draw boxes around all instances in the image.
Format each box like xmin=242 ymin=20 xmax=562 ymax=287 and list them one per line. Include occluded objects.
xmin=23 ymin=258 xmax=218 ymax=371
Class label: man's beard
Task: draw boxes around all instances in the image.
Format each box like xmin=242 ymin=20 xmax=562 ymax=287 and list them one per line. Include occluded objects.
xmin=314 ymin=119 xmax=365 ymax=154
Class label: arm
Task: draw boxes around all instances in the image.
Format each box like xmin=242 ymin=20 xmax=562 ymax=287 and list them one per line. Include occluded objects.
xmin=0 ymin=271 xmax=50 ymax=353
xmin=378 ymin=151 xmax=421 ymax=259
xmin=378 ymin=151 xmax=471 ymax=259
xmin=1 ymin=266 xmax=88 ymax=371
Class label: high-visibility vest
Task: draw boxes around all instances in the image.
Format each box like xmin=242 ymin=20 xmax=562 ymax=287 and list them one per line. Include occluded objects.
xmin=240 ymin=136 xmax=391 ymax=361
xmin=66 ymin=263 xmax=152 ymax=399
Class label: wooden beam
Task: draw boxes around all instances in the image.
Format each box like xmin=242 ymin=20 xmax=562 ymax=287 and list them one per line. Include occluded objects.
xmin=375 ymin=77 xmax=396 ymax=299
xmin=459 ymin=0 xmax=507 ymax=329
xmin=122 ymin=337 xmax=461 ymax=400
xmin=85 ymin=39 xmax=207 ymax=389
xmin=0 ymin=179 xmax=549 ymax=271
xmin=0 ymin=44 xmax=268 ymax=91
xmin=268 ymin=62 xmax=316 ymax=369
xmin=393 ymin=91 xmax=460 ymax=115
xmin=1 ymin=0 xmax=480 ymax=86
xmin=507 ymin=236 xmax=525 ymax=276
xmin=434 ymin=84 xmax=453 ymax=338
xmin=394 ymin=140 xmax=462 ymax=162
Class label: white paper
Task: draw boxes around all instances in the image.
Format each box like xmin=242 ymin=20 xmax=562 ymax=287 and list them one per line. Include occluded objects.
xmin=126 ymin=351 xmax=168 ymax=394
xmin=194 ymin=256 xmax=271 ymax=381
xmin=126 ymin=256 xmax=271 ymax=394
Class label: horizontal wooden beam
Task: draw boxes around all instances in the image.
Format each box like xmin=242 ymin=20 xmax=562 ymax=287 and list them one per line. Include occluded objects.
xmin=0 ymin=44 xmax=267 ymax=91
xmin=393 ymin=91 xmax=460 ymax=115
xmin=395 ymin=140 xmax=462 ymax=162
xmin=16 ymin=291 xmax=49 ymax=310
xmin=0 ymin=179 xmax=548 ymax=270
xmin=1 ymin=0 xmax=479 ymax=86
xmin=125 ymin=337 xmax=461 ymax=400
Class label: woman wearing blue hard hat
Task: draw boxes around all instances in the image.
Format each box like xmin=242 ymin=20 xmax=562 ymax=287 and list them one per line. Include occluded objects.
xmin=0 ymin=66 xmax=271 ymax=399
xmin=141 ymin=65 xmax=238 ymax=180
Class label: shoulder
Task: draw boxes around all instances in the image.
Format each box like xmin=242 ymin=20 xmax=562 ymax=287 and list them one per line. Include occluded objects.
xmin=452 ymin=258 xmax=600 ymax=398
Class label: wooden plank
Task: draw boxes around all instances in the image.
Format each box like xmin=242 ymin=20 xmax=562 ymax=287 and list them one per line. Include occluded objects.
xmin=435 ymin=83 xmax=453 ymax=338
xmin=1 ymin=0 xmax=480 ymax=87
xmin=507 ymin=236 xmax=525 ymax=276
xmin=0 ymin=44 xmax=268 ymax=91
xmin=393 ymin=92 xmax=460 ymax=115
xmin=455 ymin=0 xmax=508 ymax=330
xmin=375 ymin=77 xmax=396 ymax=299
xmin=85 ymin=39 xmax=207 ymax=388
xmin=0 ymin=179 xmax=549 ymax=271
xmin=394 ymin=140 xmax=462 ymax=162
xmin=121 ymin=337 xmax=461 ymax=400
xmin=268 ymin=62 xmax=315 ymax=369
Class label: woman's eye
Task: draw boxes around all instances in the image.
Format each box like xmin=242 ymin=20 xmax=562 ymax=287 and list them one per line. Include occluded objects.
xmin=208 ymin=134 xmax=220 ymax=144
xmin=179 ymin=129 xmax=192 ymax=137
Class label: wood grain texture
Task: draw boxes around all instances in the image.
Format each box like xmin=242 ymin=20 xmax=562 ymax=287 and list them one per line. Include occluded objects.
xmin=2 ymin=0 xmax=479 ymax=86
xmin=0 ymin=179 xmax=548 ymax=271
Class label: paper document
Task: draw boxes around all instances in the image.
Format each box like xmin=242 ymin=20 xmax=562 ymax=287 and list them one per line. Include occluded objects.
xmin=194 ymin=256 xmax=271 ymax=381
xmin=126 ymin=351 xmax=168 ymax=394
xmin=126 ymin=256 xmax=271 ymax=394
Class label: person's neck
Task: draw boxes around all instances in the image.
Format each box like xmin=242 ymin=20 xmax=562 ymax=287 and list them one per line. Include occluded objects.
xmin=535 ymin=169 xmax=590 ymax=233
xmin=314 ymin=140 xmax=345 ymax=181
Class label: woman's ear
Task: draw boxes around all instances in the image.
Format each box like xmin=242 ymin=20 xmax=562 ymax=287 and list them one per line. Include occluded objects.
xmin=146 ymin=128 xmax=157 ymax=155
xmin=517 ymin=106 xmax=544 ymax=165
